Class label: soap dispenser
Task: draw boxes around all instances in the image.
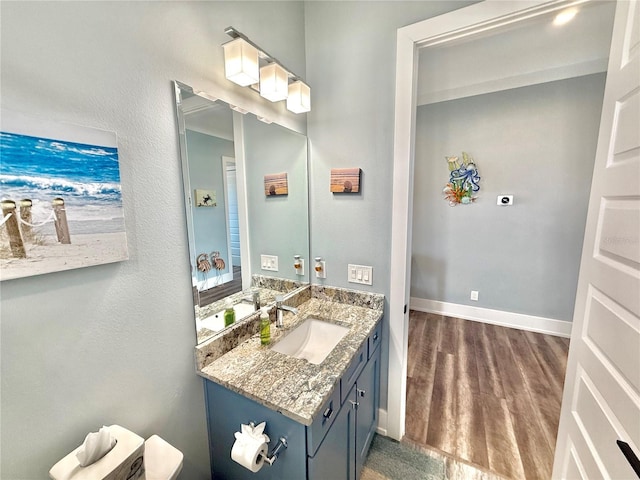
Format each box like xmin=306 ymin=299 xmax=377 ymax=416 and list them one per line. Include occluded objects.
xmin=260 ymin=307 xmax=271 ymax=345
xmin=314 ymin=257 xmax=326 ymax=279
xmin=293 ymin=255 xmax=304 ymax=276
xmin=224 ymin=299 xmax=236 ymax=327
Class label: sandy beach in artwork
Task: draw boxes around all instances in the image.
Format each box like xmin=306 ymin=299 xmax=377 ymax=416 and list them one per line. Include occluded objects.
xmin=0 ymin=232 xmax=128 ymax=281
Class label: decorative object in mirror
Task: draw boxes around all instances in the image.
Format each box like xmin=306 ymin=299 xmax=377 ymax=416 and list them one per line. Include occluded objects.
xmin=264 ymin=173 xmax=288 ymax=196
xmin=195 ymin=189 xmax=217 ymax=207
xmin=173 ymin=81 xmax=310 ymax=345
xmin=222 ymin=27 xmax=311 ymax=114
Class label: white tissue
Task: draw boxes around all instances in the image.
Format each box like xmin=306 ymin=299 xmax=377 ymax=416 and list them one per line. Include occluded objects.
xmin=230 ymin=422 xmax=270 ymax=473
xmin=75 ymin=425 xmax=117 ymax=467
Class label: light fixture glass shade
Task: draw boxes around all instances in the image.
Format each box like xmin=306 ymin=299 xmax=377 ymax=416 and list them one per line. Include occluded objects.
xmin=287 ymin=81 xmax=311 ymax=113
xmin=260 ymin=63 xmax=289 ymax=102
xmin=223 ymin=38 xmax=259 ymax=87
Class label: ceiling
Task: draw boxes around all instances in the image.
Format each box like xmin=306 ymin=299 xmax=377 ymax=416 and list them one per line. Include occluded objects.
xmin=417 ymin=1 xmax=616 ymax=105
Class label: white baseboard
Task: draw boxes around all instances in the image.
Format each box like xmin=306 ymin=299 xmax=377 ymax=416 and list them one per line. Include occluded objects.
xmin=410 ymin=297 xmax=572 ymax=338
xmin=376 ymin=408 xmax=388 ymax=436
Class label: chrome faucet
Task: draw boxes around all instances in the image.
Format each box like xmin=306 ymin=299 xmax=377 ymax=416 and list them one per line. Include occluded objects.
xmin=275 ymin=295 xmax=298 ymax=328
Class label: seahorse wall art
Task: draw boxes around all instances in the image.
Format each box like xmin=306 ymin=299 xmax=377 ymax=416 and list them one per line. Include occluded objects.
xmin=442 ymin=151 xmax=481 ymax=206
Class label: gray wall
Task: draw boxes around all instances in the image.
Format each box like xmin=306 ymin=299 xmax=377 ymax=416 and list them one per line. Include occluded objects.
xmin=411 ymin=74 xmax=605 ymax=321
xmin=0 ymin=2 xmax=305 ymax=479
xmin=243 ymin=115 xmax=309 ymax=282
xmin=187 ymin=130 xmax=234 ymax=276
xmin=304 ymin=0 xmax=476 ymax=411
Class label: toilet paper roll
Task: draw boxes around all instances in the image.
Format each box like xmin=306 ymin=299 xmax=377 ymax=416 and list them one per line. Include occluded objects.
xmin=231 ymin=436 xmax=267 ymax=473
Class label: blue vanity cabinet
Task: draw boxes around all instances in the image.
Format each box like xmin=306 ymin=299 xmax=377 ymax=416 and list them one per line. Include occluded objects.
xmin=307 ymin=323 xmax=382 ymax=480
xmin=355 ymin=343 xmax=381 ymax=479
xmin=204 ymin=380 xmax=308 ymax=480
xmin=203 ymin=319 xmax=382 ymax=480
xmin=307 ymin=383 xmax=357 ymax=479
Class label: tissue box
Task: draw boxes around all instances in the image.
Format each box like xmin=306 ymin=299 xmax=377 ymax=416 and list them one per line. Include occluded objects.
xmin=49 ymin=425 xmax=144 ymax=480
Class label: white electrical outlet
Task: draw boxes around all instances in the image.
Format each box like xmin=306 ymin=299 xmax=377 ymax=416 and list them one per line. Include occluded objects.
xmin=470 ymin=290 xmax=479 ymax=301
xmin=348 ymin=264 xmax=373 ymax=286
xmin=261 ymin=254 xmax=278 ymax=271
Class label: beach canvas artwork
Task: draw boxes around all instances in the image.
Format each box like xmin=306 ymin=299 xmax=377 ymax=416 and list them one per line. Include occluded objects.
xmin=0 ymin=110 xmax=128 ymax=281
xmin=264 ymin=172 xmax=288 ymax=196
xmin=330 ymin=168 xmax=361 ymax=193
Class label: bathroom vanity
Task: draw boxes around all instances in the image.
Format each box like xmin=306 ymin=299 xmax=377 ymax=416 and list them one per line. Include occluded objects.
xmin=196 ymin=286 xmax=384 ymax=479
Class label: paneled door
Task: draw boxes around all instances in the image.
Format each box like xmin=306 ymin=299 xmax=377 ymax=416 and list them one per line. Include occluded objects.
xmin=552 ymin=1 xmax=640 ymax=478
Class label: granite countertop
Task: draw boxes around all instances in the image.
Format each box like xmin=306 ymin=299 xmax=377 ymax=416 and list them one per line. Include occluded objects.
xmin=196 ymin=290 xmax=383 ymax=426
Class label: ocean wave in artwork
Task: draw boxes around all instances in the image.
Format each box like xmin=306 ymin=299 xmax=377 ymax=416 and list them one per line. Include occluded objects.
xmin=0 ymin=130 xmax=125 ymax=235
xmin=0 ymin=174 xmax=121 ymax=199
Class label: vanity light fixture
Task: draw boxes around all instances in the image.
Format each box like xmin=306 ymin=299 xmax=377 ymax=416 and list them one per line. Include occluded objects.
xmin=222 ymin=37 xmax=260 ymax=87
xmin=223 ymin=27 xmax=311 ymax=114
xmin=553 ymin=7 xmax=578 ymax=26
xmin=260 ymin=63 xmax=289 ymax=102
xmin=287 ymin=80 xmax=311 ymax=114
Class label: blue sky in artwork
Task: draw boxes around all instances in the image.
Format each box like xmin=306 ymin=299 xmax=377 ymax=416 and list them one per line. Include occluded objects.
xmin=0 ymin=131 xmax=124 ymax=234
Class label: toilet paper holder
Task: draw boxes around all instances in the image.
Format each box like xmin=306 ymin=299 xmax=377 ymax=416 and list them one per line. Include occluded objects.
xmin=248 ymin=422 xmax=287 ymax=466
xmin=260 ymin=436 xmax=287 ymax=466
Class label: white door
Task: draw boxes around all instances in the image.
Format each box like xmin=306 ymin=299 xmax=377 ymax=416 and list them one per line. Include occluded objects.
xmin=552 ymin=1 xmax=640 ymax=478
xmin=225 ymin=160 xmax=241 ymax=267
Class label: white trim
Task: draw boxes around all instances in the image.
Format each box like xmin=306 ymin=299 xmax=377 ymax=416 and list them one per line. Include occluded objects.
xmin=417 ymin=58 xmax=608 ymax=106
xmin=221 ymin=156 xmax=236 ymax=278
xmin=233 ymin=112 xmax=252 ymax=290
xmin=410 ymin=297 xmax=572 ymax=338
xmin=389 ymin=0 xmax=583 ymax=442
xmin=375 ymin=408 xmax=388 ymax=436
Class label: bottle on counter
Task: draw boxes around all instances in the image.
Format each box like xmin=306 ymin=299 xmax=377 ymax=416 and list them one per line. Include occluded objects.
xmin=252 ymin=288 xmax=261 ymax=310
xmin=260 ymin=307 xmax=271 ymax=345
xmin=224 ymin=299 xmax=236 ymax=327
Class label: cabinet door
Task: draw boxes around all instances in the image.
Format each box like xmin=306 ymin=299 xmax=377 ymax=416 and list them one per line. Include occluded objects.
xmin=355 ymin=345 xmax=380 ymax=479
xmin=308 ymin=384 xmax=357 ymax=480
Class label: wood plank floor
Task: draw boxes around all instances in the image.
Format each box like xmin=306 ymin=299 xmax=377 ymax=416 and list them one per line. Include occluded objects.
xmin=405 ymin=311 xmax=570 ymax=480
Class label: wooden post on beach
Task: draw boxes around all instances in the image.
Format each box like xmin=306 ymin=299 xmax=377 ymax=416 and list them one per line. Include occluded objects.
xmin=52 ymin=197 xmax=71 ymax=244
xmin=19 ymin=199 xmax=34 ymax=242
xmin=1 ymin=200 xmax=26 ymax=258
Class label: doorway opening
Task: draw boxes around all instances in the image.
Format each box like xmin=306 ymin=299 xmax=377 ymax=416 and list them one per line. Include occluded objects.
xmin=389 ymin=1 xmax=615 ymax=478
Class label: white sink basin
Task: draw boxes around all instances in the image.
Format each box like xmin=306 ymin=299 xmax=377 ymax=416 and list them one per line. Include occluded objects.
xmin=270 ymin=317 xmax=349 ymax=365
xmin=197 ymin=302 xmax=257 ymax=332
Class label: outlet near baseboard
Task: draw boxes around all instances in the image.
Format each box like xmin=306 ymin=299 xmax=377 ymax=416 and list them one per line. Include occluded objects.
xmin=470 ymin=290 xmax=479 ymax=301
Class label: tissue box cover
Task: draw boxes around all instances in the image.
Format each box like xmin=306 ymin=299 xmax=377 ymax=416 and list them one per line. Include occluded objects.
xmin=49 ymin=425 xmax=144 ymax=480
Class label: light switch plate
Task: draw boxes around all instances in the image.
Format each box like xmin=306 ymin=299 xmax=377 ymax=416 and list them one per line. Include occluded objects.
xmin=348 ymin=264 xmax=373 ymax=285
xmin=261 ymin=254 xmax=278 ymax=271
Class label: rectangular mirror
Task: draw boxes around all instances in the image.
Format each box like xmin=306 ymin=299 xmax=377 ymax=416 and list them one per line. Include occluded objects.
xmin=173 ymin=81 xmax=310 ymax=344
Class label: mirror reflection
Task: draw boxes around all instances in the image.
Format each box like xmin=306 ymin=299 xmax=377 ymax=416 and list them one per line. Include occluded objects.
xmin=174 ymin=81 xmax=310 ymax=344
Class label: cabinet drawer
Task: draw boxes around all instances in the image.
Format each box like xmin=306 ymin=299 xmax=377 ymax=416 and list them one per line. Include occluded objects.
xmin=306 ymin=386 xmax=341 ymax=457
xmin=340 ymin=341 xmax=367 ymax=404
xmin=368 ymin=321 xmax=382 ymax=359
